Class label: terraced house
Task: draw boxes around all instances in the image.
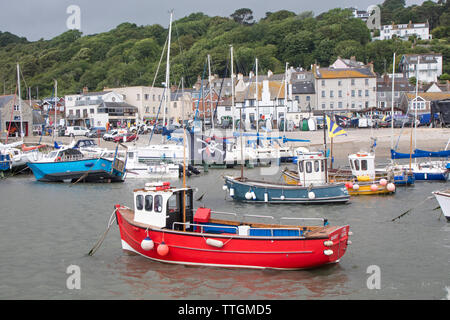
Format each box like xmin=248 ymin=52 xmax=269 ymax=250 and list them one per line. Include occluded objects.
xmin=313 ymin=57 xmax=377 ymax=114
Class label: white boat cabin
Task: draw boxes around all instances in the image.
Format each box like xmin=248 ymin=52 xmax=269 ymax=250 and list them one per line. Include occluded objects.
xmin=133 ymin=182 xmax=193 ymax=229
xmin=296 ymin=151 xmax=327 ymax=186
xmin=348 ymin=152 xmax=376 ymax=180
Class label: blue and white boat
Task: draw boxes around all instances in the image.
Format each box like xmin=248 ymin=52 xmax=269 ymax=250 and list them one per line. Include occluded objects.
xmin=224 ymin=151 xmax=350 ymax=204
xmin=390 ymin=149 xmax=448 ymax=181
xmin=27 ymin=144 xmax=127 ymax=183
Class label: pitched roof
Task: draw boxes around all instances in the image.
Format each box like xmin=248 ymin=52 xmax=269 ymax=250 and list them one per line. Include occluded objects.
xmin=315 ymin=67 xmax=376 ymax=79
xmin=292 ymin=81 xmax=315 ymax=94
xmin=404 ymin=92 xmax=450 ymax=101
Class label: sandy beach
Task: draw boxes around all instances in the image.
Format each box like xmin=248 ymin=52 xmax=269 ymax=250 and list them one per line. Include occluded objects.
xmin=17 ymin=127 xmax=450 ymax=162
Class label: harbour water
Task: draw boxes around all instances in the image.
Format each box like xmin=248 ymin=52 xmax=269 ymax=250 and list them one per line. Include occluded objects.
xmin=1 ymin=163 xmax=449 ymax=300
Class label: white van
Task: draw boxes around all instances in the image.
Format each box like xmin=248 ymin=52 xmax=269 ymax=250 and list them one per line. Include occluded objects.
xmin=65 ymin=126 xmax=89 ymax=137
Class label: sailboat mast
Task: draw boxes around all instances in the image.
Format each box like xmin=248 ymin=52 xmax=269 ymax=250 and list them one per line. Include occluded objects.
xmin=414 ymin=63 xmax=418 ymax=160
xmin=16 ymin=63 xmax=23 ymax=138
xmin=207 ymin=54 xmax=214 ymax=131
xmin=230 ymin=45 xmax=235 ymax=132
xmin=54 ymin=79 xmax=57 ymax=141
xmin=391 ymin=53 xmax=395 ymax=150
xmin=256 ymin=57 xmax=259 ymax=141
xmin=284 ymin=62 xmax=288 ymax=133
xmin=163 ymin=10 xmax=173 ymax=135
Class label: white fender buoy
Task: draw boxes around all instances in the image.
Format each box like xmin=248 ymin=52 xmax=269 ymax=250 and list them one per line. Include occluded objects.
xmin=353 ymin=184 xmax=360 ymax=190
xmin=387 ymin=183 xmax=395 ymax=192
xmin=280 ymin=195 xmax=285 ymax=200
xmin=245 ymin=192 xmax=252 ymax=200
xmin=141 ymin=237 xmax=154 ymax=251
xmin=222 ymin=185 xmax=228 ymax=191
xmin=206 ymin=238 xmax=224 ymax=248
xmin=264 ymin=193 xmax=268 ymax=202
xmin=251 ymin=191 xmax=256 ymax=200
xmin=229 ymin=188 xmax=234 ymax=197
xmin=308 ymin=191 xmax=315 ymax=199
xmin=370 ymin=184 xmax=378 ymax=192
xmin=379 ymin=178 xmax=388 ymax=186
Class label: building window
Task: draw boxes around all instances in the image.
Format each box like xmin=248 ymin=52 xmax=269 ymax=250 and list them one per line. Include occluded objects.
xmin=330 ymin=103 xmax=334 ymax=109
xmin=173 ymin=102 xmax=177 ymax=108
xmin=321 ymin=80 xmax=325 ymax=86
xmin=330 ymin=90 xmax=334 ymax=98
xmin=351 ymin=79 xmax=355 ymax=86
xmin=351 ymin=90 xmax=355 ymax=97
xmin=90 ymin=108 xmax=94 ymax=114
xmin=365 ymin=79 xmax=369 ymax=85
xmin=358 ymin=90 xmax=362 ymax=97
xmin=338 ymin=80 xmax=342 ymax=86
xmin=365 ymin=90 xmax=369 ymax=97
xmin=137 ymin=94 xmax=140 ymax=101
xmin=338 ymin=90 xmax=342 ymax=98
xmin=322 ymin=103 xmax=326 ymax=109
xmin=153 ymin=94 xmax=156 ymax=101
xmin=351 ymin=103 xmax=355 ymax=108
xmin=295 ymin=96 xmax=299 ymax=102
xmin=321 ymin=90 xmax=325 ymax=97
xmin=338 ymin=102 xmax=343 ymax=108
xmin=144 ymin=94 xmax=149 ymax=100
xmin=306 ymin=96 xmax=310 ymax=101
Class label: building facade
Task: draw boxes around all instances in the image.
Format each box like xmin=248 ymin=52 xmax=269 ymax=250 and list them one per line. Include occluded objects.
xmin=0 ymin=95 xmax=33 ymax=137
xmin=313 ymin=59 xmax=377 ymax=113
xmin=376 ymin=22 xmax=431 ymax=41
xmin=399 ymin=53 xmax=443 ymax=83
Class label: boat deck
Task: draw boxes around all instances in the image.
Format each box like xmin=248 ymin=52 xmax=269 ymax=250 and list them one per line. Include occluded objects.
xmin=117 ymin=206 xmax=339 ymax=239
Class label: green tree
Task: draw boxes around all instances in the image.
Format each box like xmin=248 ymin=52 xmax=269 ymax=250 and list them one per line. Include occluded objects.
xmin=230 ymin=8 xmax=255 ymax=25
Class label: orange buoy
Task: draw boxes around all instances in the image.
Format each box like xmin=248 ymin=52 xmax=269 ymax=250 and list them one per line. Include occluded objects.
xmin=157 ymin=242 xmax=169 ymax=256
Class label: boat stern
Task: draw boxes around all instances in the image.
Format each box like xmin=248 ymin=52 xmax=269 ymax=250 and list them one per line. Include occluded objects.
xmin=322 ymin=225 xmax=351 ymax=263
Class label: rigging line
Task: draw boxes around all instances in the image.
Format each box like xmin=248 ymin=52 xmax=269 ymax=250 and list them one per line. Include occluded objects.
xmin=193 ymin=61 xmax=208 ymax=122
xmin=148 ymin=87 xmax=167 ymax=145
xmin=213 ymin=59 xmax=229 ymax=121
xmin=172 ymin=19 xmax=189 ymax=86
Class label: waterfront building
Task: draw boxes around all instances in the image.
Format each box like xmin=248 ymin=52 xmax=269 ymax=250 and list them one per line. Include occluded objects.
xmin=399 ymin=53 xmax=443 ymax=83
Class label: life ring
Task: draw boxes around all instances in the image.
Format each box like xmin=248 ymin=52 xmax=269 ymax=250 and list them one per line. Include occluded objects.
xmin=55 ymin=156 xmax=62 ymax=162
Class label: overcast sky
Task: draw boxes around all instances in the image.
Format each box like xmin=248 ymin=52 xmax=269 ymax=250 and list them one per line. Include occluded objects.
xmin=0 ymin=0 xmax=426 ymax=41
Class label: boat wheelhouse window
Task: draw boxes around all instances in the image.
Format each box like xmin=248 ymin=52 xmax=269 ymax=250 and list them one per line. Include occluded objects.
xmin=314 ymin=160 xmax=319 ymax=172
xmin=154 ymin=195 xmax=163 ymax=213
xmin=168 ymin=194 xmax=178 ymax=213
xmin=354 ymin=160 xmax=360 ymax=170
xmin=350 ymin=159 xmax=354 ymax=170
xmin=306 ymin=161 xmax=312 ymax=173
xmin=361 ymin=159 xmax=368 ymax=171
xmin=298 ymin=160 xmax=304 ymax=172
xmin=144 ymin=195 xmax=153 ymax=211
xmin=321 ymin=160 xmax=324 ymax=172
xmin=136 ymin=195 xmax=144 ymax=210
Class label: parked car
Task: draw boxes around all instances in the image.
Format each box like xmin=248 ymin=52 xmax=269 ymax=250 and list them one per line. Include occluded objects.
xmin=113 ymin=133 xmax=138 ymax=143
xmin=103 ymin=129 xmax=124 ymax=141
xmin=65 ymin=126 xmax=89 ymax=137
xmin=152 ymin=124 xmax=164 ymax=134
xmin=86 ymin=127 xmax=107 ymax=138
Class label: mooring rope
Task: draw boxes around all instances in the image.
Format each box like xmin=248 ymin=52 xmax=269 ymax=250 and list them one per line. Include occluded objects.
xmin=88 ymin=209 xmax=117 ymax=256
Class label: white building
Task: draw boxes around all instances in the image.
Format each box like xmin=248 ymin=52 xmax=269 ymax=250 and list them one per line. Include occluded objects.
xmin=65 ymin=89 xmax=137 ymax=128
xmin=105 ymin=86 xmax=165 ymax=122
xmin=376 ymin=22 xmax=431 ymax=41
xmin=399 ymin=53 xmax=443 ymax=83
xmin=313 ymin=58 xmax=377 ymax=113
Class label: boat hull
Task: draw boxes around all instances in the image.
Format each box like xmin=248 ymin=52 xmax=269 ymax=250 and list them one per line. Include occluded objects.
xmin=27 ymin=158 xmax=125 ymax=182
xmin=432 ymin=191 xmax=450 ymax=221
xmin=116 ymin=207 xmax=350 ymax=269
xmin=282 ymin=170 xmax=395 ymax=196
xmin=225 ymin=176 xmax=350 ymax=204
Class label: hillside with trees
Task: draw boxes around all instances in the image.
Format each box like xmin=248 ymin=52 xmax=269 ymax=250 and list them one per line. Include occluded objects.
xmin=0 ymin=0 xmax=448 ymax=98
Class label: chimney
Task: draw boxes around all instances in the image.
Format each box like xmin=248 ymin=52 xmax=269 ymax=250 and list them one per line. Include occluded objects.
xmin=83 ymin=86 xmax=88 ymax=94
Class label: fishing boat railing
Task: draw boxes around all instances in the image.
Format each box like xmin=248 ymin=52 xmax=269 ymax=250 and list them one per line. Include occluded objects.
xmin=172 ymin=221 xmax=238 ymax=234
xmin=171 ymin=221 xmax=305 ymax=238
xmin=280 ymin=217 xmax=329 ymax=226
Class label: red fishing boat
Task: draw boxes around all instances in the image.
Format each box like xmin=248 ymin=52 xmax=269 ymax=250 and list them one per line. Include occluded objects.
xmin=113 ymin=181 xmax=351 ymax=270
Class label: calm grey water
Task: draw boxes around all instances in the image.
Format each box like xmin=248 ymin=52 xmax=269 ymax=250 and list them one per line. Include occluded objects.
xmin=1 ymin=163 xmax=449 ymax=300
